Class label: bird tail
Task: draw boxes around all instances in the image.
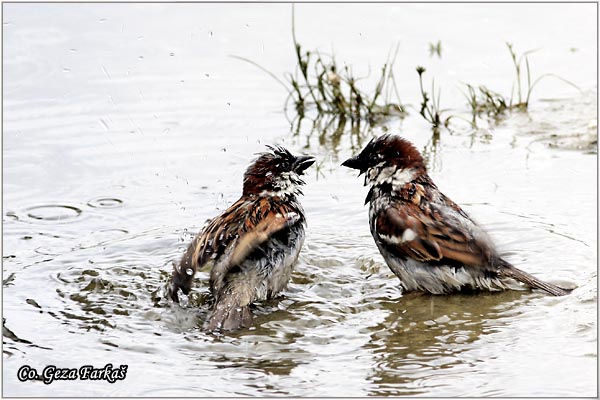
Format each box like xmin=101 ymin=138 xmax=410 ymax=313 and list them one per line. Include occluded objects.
xmin=204 ymin=294 xmax=253 ymax=332
xmin=500 ymin=262 xmax=571 ymax=297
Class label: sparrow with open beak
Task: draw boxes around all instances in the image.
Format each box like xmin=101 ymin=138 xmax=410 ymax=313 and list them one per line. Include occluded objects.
xmin=342 ymin=134 xmax=569 ymax=296
xmin=169 ymin=145 xmax=315 ymax=331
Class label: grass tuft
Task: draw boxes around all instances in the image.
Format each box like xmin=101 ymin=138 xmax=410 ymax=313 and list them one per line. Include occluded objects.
xmin=416 ymin=66 xmax=452 ymax=131
xmin=231 ymin=10 xmax=580 ymax=141
xmin=233 ymin=6 xmax=406 ymax=135
xmin=463 ymin=43 xmax=581 ymax=125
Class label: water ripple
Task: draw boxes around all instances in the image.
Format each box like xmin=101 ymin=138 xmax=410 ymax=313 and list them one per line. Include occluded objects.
xmin=87 ymin=197 xmax=124 ymax=209
xmin=24 ymin=204 xmax=82 ymax=223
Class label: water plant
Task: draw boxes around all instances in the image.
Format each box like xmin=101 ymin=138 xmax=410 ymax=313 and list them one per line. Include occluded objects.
xmin=285 ymin=34 xmax=407 ymax=126
xmin=463 ymin=83 xmax=509 ymax=121
xmin=463 ymin=42 xmax=580 ymax=123
xmin=233 ymin=9 xmax=579 ymax=141
xmin=232 ymin=6 xmax=406 ymax=133
xmin=416 ymin=66 xmax=452 ymax=130
xmin=428 ymin=40 xmax=442 ymax=58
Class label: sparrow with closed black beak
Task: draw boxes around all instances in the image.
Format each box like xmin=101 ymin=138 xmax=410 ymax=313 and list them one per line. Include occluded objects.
xmin=169 ymin=145 xmax=315 ymax=331
xmin=342 ymin=134 xmax=569 ymax=296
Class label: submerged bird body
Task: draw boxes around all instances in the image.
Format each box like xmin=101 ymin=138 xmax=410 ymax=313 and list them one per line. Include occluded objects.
xmin=343 ymin=134 xmax=569 ymax=296
xmin=169 ymin=146 xmax=315 ymax=331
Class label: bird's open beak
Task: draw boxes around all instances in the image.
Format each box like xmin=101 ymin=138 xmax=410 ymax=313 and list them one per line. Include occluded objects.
xmin=293 ymin=155 xmax=316 ymax=174
xmin=341 ymin=155 xmax=365 ymax=174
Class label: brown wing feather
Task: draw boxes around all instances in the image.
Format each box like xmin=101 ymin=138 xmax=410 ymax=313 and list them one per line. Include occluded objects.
xmin=229 ymin=212 xmax=300 ymax=267
xmin=194 ymin=197 xmax=299 ymax=267
xmin=170 ymin=196 xmax=303 ymax=302
xmin=210 ymin=206 xmax=300 ymax=295
xmin=192 ymin=197 xmax=252 ymax=268
xmin=375 ymin=201 xmax=493 ymax=268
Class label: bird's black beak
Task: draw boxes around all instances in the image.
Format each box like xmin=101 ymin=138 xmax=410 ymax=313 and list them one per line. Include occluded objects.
xmin=341 ymin=155 xmax=366 ymax=174
xmin=293 ymin=155 xmax=315 ymax=174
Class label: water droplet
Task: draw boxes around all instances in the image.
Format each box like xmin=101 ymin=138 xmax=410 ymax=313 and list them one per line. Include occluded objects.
xmin=101 ymin=65 xmax=111 ymax=80
xmin=26 ymin=299 xmax=41 ymax=309
xmin=99 ymin=118 xmax=109 ymax=131
xmin=186 ymin=268 xmax=193 ymax=276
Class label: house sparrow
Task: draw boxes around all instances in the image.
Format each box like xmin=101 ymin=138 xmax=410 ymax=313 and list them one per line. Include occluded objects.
xmin=342 ymin=134 xmax=569 ymax=296
xmin=168 ymin=145 xmax=315 ymax=331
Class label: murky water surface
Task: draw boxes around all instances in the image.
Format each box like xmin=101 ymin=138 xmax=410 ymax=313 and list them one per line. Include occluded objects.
xmin=3 ymin=3 xmax=597 ymax=397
